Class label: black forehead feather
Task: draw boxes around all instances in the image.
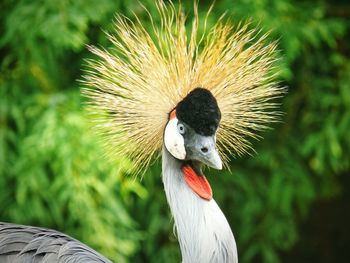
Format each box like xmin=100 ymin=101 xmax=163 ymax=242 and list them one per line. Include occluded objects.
xmin=176 ymin=88 xmax=221 ymax=136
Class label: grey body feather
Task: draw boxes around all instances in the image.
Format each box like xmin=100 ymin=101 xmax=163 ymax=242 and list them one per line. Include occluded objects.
xmin=0 ymin=222 xmax=112 ymax=263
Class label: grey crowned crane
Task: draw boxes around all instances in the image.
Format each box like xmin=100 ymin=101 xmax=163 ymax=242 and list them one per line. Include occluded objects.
xmin=0 ymin=1 xmax=283 ymax=262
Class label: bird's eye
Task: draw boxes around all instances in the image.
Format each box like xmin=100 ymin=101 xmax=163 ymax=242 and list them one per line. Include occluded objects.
xmin=177 ymin=123 xmax=185 ymax=134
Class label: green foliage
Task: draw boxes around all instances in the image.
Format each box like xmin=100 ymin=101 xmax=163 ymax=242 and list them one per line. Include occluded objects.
xmin=1 ymin=86 xmax=143 ymax=262
xmin=1 ymin=0 xmax=349 ymax=262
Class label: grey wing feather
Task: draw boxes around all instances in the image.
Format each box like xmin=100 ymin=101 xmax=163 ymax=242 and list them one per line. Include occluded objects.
xmin=0 ymin=222 xmax=112 ymax=263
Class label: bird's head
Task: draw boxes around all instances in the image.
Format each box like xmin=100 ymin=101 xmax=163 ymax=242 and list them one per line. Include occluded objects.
xmin=82 ymin=1 xmax=284 ymax=180
xmin=164 ymin=88 xmax=222 ymax=170
xmin=164 ymin=88 xmax=224 ymax=201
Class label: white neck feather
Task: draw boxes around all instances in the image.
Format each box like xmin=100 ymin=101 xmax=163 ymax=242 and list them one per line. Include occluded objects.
xmin=162 ymin=147 xmax=238 ymax=263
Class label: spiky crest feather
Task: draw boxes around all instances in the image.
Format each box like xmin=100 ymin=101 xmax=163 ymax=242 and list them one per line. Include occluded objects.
xmin=82 ymin=0 xmax=283 ymax=174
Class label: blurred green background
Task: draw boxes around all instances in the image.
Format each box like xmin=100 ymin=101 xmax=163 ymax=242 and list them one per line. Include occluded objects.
xmin=1 ymin=0 xmax=350 ymax=262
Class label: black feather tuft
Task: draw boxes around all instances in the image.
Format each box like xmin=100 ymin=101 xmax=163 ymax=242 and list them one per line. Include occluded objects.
xmin=176 ymin=88 xmax=221 ymax=136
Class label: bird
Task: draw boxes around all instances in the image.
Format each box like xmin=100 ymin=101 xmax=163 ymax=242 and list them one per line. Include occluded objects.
xmin=0 ymin=1 xmax=283 ymax=262
xmin=0 ymin=223 xmax=111 ymax=262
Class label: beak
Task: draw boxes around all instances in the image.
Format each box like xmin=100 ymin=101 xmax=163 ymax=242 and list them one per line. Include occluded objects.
xmin=185 ymin=133 xmax=223 ymax=170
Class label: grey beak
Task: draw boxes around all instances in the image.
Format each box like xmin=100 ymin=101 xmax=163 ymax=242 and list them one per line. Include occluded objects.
xmin=185 ymin=133 xmax=223 ymax=170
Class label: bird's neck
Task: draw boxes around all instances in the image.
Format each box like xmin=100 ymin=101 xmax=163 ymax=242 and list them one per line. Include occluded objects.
xmin=162 ymin=146 xmax=237 ymax=263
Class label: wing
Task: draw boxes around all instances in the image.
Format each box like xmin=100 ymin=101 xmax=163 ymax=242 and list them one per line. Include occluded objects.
xmin=0 ymin=222 xmax=112 ymax=263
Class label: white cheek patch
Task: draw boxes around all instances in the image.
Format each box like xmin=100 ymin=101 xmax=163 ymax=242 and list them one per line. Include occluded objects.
xmin=164 ymin=117 xmax=186 ymax=160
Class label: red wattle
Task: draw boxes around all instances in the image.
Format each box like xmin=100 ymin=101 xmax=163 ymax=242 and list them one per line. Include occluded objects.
xmin=182 ymin=165 xmax=212 ymax=201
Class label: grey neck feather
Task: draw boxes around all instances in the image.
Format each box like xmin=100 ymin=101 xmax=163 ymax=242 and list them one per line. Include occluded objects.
xmin=162 ymin=146 xmax=238 ymax=263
